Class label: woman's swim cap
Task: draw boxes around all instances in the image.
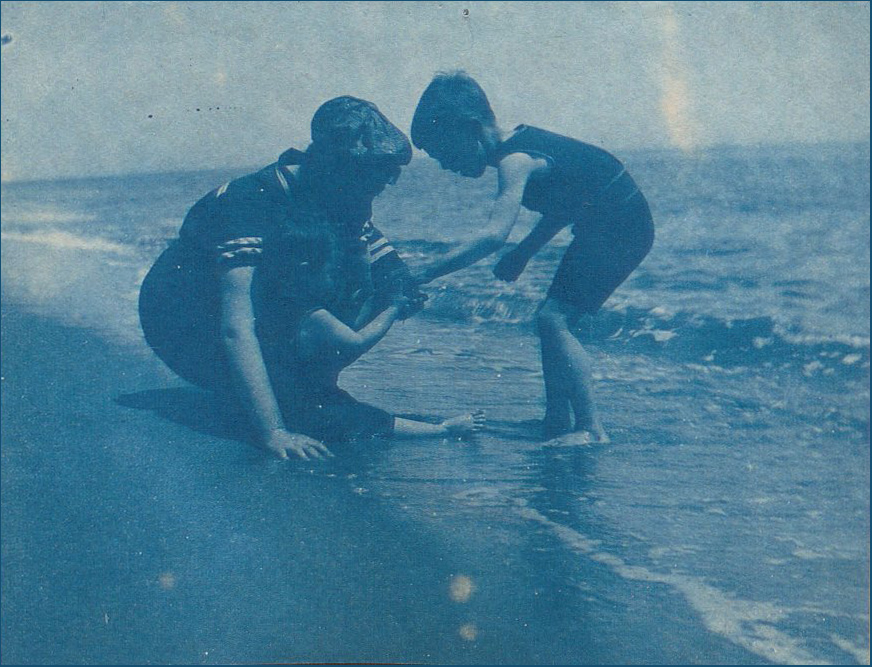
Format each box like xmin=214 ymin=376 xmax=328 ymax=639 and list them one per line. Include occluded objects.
xmin=309 ymin=96 xmax=412 ymax=165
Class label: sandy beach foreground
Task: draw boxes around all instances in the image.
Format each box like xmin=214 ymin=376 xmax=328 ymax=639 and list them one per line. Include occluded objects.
xmin=0 ymin=305 xmax=489 ymax=664
xmin=2 ymin=303 xmax=776 ymax=665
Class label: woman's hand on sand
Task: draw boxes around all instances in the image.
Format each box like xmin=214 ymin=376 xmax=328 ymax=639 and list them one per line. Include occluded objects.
xmin=216 ymin=237 xmax=264 ymax=263
xmin=492 ymin=250 xmax=528 ymax=282
xmin=264 ymin=428 xmax=333 ymax=460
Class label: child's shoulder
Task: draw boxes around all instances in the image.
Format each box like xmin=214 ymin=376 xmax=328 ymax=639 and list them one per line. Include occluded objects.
xmin=494 ymin=126 xmax=554 ymax=176
xmin=496 ymin=150 xmax=546 ymax=171
xmin=498 ymin=124 xmax=619 ymax=170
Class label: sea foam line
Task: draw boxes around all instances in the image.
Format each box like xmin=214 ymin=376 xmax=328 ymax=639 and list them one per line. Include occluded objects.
xmin=0 ymin=207 xmax=97 ymax=226
xmin=1 ymin=230 xmax=133 ymax=255
xmin=515 ymin=501 xmax=846 ymax=666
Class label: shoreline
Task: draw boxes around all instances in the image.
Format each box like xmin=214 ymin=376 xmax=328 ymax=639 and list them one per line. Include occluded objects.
xmin=1 ymin=304 xmax=775 ymax=665
xmin=0 ymin=305 xmax=483 ymax=664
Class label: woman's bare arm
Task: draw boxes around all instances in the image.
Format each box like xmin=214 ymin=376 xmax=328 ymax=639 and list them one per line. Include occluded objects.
xmin=219 ymin=265 xmax=331 ymax=460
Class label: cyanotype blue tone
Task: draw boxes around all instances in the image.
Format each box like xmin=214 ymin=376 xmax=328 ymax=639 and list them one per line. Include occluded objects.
xmin=1 ymin=2 xmax=869 ymax=665
xmin=2 ymin=137 xmax=868 ymax=665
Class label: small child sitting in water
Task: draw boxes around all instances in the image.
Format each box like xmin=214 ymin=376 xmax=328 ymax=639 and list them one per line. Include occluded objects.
xmin=140 ymin=96 xmax=483 ymax=459
xmin=255 ymin=207 xmax=486 ymax=456
xmin=410 ymin=72 xmax=654 ymax=442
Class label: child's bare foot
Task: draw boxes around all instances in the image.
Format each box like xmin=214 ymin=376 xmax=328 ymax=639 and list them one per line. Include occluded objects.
xmin=581 ymin=428 xmax=610 ymax=444
xmin=544 ymin=429 xmax=610 ymax=447
xmin=544 ymin=433 xmax=587 ymax=448
xmin=443 ymin=410 xmax=486 ymax=438
xmin=583 ymin=423 xmax=610 ymax=444
xmin=574 ymin=418 xmax=609 ymax=444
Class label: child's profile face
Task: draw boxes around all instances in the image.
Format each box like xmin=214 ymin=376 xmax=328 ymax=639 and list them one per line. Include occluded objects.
xmin=426 ymin=127 xmax=487 ymax=178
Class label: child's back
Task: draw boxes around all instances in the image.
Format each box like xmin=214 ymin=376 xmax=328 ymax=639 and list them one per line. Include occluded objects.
xmin=493 ymin=124 xmax=640 ymax=213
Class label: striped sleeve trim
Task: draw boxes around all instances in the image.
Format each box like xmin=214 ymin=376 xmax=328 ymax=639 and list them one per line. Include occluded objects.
xmin=368 ymin=237 xmax=390 ymax=253
xmin=362 ymin=222 xmax=397 ymax=264
xmin=274 ymin=166 xmax=291 ymax=196
xmin=370 ymin=244 xmax=396 ymax=262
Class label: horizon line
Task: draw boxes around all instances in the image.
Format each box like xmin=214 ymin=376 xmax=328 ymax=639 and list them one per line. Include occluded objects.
xmin=2 ymin=138 xmax=869 ymax=187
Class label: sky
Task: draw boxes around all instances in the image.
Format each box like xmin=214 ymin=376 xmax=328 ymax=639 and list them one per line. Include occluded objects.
xmin=1 ymin=0 xmax=869 ymax=181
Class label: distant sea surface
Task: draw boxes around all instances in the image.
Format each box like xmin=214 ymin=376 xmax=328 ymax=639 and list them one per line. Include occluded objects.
xmin=2 ymin=142 xmax=869 ymax=664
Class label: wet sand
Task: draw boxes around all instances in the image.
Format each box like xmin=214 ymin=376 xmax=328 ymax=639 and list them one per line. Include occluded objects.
xmin=0 ymin=305 xmax=485 ymax=664
xmin=1 ymin=304 xmax=768 ymax=665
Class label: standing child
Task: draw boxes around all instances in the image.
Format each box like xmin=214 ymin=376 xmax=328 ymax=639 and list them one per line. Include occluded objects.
xmin=411 ymin=71 xmax=654 ymax=442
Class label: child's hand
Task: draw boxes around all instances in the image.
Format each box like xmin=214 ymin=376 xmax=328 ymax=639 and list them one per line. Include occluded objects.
xmin=399 ymin=293 xmax=426 ymax=320
xmin=264 ymin=428 xmax=333 ymax=460
xmin=391 ymin=292 xmax=425 ymax=320
xmin=493 ymin=250 xmax=528 ymax=282
xmin=385 ymin=272 xmax=427 ymax=320
xmin=403 ymin=282 xmax=428 ymax=311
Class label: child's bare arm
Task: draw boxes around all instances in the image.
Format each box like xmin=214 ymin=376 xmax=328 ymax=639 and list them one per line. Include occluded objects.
xmin=493 ymin=215 xmax=570 ymax=282
xmin=416 ymin=153 xmax=544 ymax=284
xmin=219 ymin=266 xmax=331 ymax=460
xmin=297 ymin=296 xmax=408 ymax=367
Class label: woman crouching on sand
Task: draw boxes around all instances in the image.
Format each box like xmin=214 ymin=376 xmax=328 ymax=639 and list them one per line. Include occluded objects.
xmin=140 ymin=96 xmax=483 ymax=460
xmin=256 ymin=207 xmax=484 ymax=457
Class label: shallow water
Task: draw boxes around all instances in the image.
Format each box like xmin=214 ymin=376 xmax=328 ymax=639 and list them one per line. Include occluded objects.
xmin=1 ymin=142 xmax=869 ymax=664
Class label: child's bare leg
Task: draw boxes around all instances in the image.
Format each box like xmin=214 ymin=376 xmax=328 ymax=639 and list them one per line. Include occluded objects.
xmin=537 ymin=298 xmax=608 ymax=442
xmin=538 ymin=332 xmax=572 ymax=437
xmin=393 ymin=410 xmax=485 ymax=438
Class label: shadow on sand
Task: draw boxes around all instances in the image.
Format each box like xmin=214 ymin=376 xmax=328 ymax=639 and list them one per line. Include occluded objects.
xmin=114 ymin=387 xmax=247 ymax=442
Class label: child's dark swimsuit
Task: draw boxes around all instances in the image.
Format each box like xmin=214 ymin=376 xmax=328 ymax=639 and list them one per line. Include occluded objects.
xmin=493 ymin=125 xmax=654 ymax=313
xmin=138 ymin=150 xmax=408 ymax=442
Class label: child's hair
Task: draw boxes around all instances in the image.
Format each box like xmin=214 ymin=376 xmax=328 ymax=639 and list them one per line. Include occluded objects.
xmin=411 ymin=71 xmax=496 ymax=151
xmin=262 ymin=206 xmax=343 ymax=311
xmin=262 ymin=206 xmax=372 ymax=318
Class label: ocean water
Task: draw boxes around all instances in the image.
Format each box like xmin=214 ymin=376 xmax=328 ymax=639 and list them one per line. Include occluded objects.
xmin=1 ymin=142 xmax=869 ymax=664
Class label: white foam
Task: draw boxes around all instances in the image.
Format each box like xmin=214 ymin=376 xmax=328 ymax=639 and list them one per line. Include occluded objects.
xmin=1 ymin=230 xmax=146 ymax=347
xmin=1 ymin=230 xmax=133 ymax=255
xmin=0 ymin=206 xmax=97 ymax=226
xmin=516 ymin=502 xmax=846 ymax=665
xmin=829 ymin=633 xmax=871 ymax=665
